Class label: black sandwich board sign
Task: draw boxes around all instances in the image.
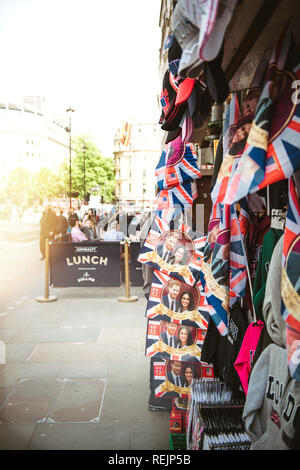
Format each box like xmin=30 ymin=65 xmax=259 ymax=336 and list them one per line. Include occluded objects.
xmin=49 ymin=241 xmax=121 ymax=287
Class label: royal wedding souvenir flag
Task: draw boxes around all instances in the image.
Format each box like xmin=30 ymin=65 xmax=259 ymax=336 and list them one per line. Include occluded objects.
xmin=281 ymin=177 xmax=300 ymax=333
xmin=146 ymin=270 xmax=210 ymax=329
xmin=146 ymin=319 xmax=206 ymax=362
xmin=154 ymin=180 xmax=198 ymax=212
xmin=137 ymin=214 xmax=206 ymax=286
xmin=155 ymin=135 xmax=201 ymax=190
xmin=152 ymin=359 xmax=206 ymax=398
xmin=199 ymin=203 xmax=249 ymax=336
xmin=225 ymin=25 xmax=300 ymax=205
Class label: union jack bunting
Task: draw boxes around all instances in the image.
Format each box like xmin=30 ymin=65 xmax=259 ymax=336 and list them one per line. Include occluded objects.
xmin=146 ymin=270 xmax=210 ymax=329
xmin=211 ymin=87 xmax=261 ymax=204
xmin=225 ymin=25 xmax=300 ymax=205
xmin=281 ymin=177 xmax=300 ymax=333
xmin=210 ymin=92 xmax=240 ymax=204
xmin=137 ymin=214 xmax=206 ymax=286
xmin=154 ymin=180 xmax=198 ymax=212
xmin=146 ymin=319 xmax=206 ymax=362
xmin=152 ymin=359 xmax=204 ymax=398
xmin=199 ymin=203 xmax=249 ymax=336
xmin=155 ymin=135 xmax=201 ymax=190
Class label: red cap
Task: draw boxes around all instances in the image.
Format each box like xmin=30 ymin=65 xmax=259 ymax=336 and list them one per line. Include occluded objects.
xmin=175 ymin=78 xmax=195 ymax=106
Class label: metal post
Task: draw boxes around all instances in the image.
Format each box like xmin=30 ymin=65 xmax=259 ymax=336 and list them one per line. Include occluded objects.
xmin=66 ymin=107 xmax=74 ymax=209
xmin=36 ymin=239 xmax=57 ymax=303
xmin=118 ymin=239 xmax=138 ymax=303
xmin=69 ymin=120 xmax=72 ymax=209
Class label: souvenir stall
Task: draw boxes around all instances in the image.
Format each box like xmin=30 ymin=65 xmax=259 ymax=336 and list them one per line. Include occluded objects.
xmin=139 ymin=0 xmax=300 ymax=450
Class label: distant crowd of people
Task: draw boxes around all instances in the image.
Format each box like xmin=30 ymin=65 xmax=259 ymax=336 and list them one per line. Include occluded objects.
xmin=39 ymin=205 xmax=126 ymax=260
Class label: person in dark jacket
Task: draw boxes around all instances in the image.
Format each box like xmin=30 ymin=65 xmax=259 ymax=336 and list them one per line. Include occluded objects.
xmin=55 ymin=209 xmax=68 ymax=237
xmin=39 ymin=205 xmax=57 ymax=260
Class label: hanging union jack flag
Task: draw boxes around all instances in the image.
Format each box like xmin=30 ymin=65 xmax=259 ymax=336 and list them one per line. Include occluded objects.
xmin=137 ymin=214 xmax=206 ymax=287
xmin=224 ymin=24 xmax=300 ymax=206
xmin=154 ymin=180 xmax=198 ymax=212
xmin=281 ymin=177 xmax=300 ymax=333
xmin=146 ymin=269 xmax=210 ymax=329
xmin=200 ymin=92 xmax=252 ymax=336
xmin=155 ymin=135 xmax=201 ymax=190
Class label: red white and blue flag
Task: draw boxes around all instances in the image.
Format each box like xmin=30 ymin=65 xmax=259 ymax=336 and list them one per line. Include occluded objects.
xmin=154 ymin=181 xmax=198 ymax=212
xmin=155 ymin=135 xmax=201 ymax=190
xmin=281 ymin=177 xmax=300 ymax=332
xmin=225 ymin=25 xmax=300 ymax=205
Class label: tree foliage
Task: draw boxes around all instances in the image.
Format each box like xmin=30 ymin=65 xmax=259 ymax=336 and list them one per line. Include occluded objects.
xmin=70 ymin=136 xmax=115 ymax=202
xmin=3 ymin=135 xmax=115 ymax=207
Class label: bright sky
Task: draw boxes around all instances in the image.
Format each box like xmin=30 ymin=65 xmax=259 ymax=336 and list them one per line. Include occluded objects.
xmin=0 ymin=0 xmax=162 ymax=158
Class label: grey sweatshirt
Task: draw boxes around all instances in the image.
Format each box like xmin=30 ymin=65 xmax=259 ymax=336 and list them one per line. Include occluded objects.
xmin=262 ymin=235 xmax=286 ymax=348
xmin=243 ymin=343 xmax=300 ymax=449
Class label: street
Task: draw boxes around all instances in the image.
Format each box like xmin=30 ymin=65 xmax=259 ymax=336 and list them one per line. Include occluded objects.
xmin=0 ymin=223 xmax=170 ymax=450
xmin=0 ymin=223 xmax=42 ymax=311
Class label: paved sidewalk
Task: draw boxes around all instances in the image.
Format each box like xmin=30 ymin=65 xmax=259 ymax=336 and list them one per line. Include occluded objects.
xmin=0 ymin=285 xmax=170 ymax=450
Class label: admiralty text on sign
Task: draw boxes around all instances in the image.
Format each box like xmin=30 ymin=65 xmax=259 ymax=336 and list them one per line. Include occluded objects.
xmin=49 ymin=241 xmax=121 ymax=287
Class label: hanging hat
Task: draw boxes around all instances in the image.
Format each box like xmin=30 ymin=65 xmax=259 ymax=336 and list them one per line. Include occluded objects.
xmin=165 ymin=128 xmax=182 ymax=144
xmin=167 ymin=35 xmax=182 ymax=78
xmin=203 ymin=43 xmax=229 ymax=104
xmin=174 ymin=0 xmax=237 ymax=78
xmin=192 ymin=82 xmax=213 ymax=129
xmin=167 ymin=35 xmax=196 ymax=106
xmin=160 ymin=70 xmax=188 ymax=131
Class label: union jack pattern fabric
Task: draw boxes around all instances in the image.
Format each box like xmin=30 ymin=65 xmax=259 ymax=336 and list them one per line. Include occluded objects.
xmin=224 ymin=25 xmax=300 ymax=206
xmin=154 ymin=180 xmax=198 ymax=212
xmin=199 ymin=92 xmax=253 ymax=335
xmin=211 ymin=92 xmax=241 ymax=204
xmin=137 ymin=214 xmax=206 ymax=287
xmin=152 ymin=359 xmax=207 ymax=398
xmin=155 ymin=135 xmax=201 ymax=190
xmin=146 ymin=270 xmax=210 ymax=329
xmin=200 ymin=203 xmax=249 ymax=336
xmin=281 ymin=177 xmax=300 ymax=332
xmin=146 ymin=319 xmax=206 ymax=362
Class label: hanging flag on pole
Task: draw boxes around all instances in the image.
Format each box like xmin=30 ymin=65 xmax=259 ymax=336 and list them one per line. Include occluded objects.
xmin=121 ymin=122 xmax=132 ymax=146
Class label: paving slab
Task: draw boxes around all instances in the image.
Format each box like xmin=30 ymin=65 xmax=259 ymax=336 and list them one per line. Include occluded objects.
xmin=0 ymin=362 xmax=61 ymax=387
xmin=57 ymin=362 xmax=108 ymax=379
xmin=5 ymin=343 xmax=37 ymax=362
xmin=0 ymin=378 xmax=60 ymax=423
xmin=27 ymin=342 xmax=140 ymax=363
xmin=47 ymin=377 xmax=106 ymax=423
xmin=0 ymin=328 xmax=20 ymax=343
xmin=9 ymin=327 xmax=100 ymax=344
xmin=131 ymin=422 xmax=170 ymax=450
xmin=102 ymin=381 xmax=166 ymax=426
xmin=0 ymin=423 xmax=37 ymax=450
xmin=0 ymin=313 xmax=63 ymax=329
xmin=59 ymin=311 xmax=109 ymax=328
xmin=28 ymin=422 xmax=131 ymax=450
xmin=0 ymin=387 xmax=11 ymax=406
